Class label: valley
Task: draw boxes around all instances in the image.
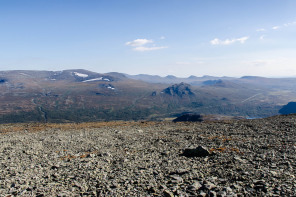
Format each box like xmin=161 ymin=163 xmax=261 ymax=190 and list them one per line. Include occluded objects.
xmin=0 ymin=69 xmax=296 ymax=123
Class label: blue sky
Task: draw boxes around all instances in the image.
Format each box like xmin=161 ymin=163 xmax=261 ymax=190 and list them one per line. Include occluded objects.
xmin=1 ymin=0 xmax=296 ymax=77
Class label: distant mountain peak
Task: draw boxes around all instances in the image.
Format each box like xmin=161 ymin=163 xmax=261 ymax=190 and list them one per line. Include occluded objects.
xmin=202 ymin=75 xmax=214 ymax=78
xmin=165 ymin=75 xmax=177 ymax=79
xmin=163 ymin=82 xmax=194 ymax=97
xmin=202 ymin=79 xmax=241 ymax=88
xmin=279 ymin=102 xmax=296 ymax=115
xmin=47 ymin=69 xmax=122 ymax=82
xmin=202 ymin=79 xmax=223 ymax=86
xmin=188 ymin=75 xmax=198 ymax=79
xmin=105 ymin=72 xmax=127 ymax=79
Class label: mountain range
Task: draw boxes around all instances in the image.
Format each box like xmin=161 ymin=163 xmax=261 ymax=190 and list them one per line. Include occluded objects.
xmin=0 ymin=69 xmax=296 ymax=123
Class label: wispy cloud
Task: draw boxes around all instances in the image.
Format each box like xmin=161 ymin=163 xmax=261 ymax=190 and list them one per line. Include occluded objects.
xmin=126 ymin=38 xmax=167 ymax=51
xmin=284 ymin=21 xmax=296 ymax=27
xmin=272 ymin=26 xmax=280 ymax=30
xmin=125 ymin=39 xmax=153 ymax=47
xmin=210 ymin=36 xmax=249 ymax=45
xmin=133 ymin=46 xmax=168 ymax=52
xmin=270 ymin=20 xmax=296 ymax=30
xmin=260 ymin=35 xmax=266 ymax=40
xmin=253 ymin=20 xmax=296 ymax=37
xmin=255 ymin=20 xmax=296 ymax=35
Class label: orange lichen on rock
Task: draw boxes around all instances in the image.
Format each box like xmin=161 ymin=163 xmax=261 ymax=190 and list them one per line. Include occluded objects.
xmin=209 ymin=147 xmax=242 ymax=154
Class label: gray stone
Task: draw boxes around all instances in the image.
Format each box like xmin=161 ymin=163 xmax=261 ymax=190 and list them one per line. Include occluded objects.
xmin=187 ymin=181 xmax=202 ymax=191
xmin=170 ymin=175 xmax=184 ymax=183
xmin=163 ymin=190 xmax=174 ymax=197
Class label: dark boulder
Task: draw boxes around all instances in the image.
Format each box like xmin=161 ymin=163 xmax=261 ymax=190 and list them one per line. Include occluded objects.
xmin=181 ymin=146 xmax=210 ymax=157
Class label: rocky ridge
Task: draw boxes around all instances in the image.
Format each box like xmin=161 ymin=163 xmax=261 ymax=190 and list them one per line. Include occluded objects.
xmin=162 ymin=83 xmax=194 ymax=97
xmin=0 ymin=115 xmax=296 ymax=196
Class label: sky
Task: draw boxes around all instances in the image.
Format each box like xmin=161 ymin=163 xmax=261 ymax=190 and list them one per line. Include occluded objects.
xmin=0 ymin=0 xmax=296 ymax=77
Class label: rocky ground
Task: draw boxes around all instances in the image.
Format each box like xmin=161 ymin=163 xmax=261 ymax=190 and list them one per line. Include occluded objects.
xmin=0 ymin=115 xmax=296 ymax=196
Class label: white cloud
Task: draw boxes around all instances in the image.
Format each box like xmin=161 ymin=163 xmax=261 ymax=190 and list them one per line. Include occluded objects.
xmin=133 ymin=46 xmax=168 ymax=52
xmin=210 ymin=36 xmax=249 ymax=45
xmin=284 ymin=21 xmax=296 ymax=27
xmin=236 ymin=37 xmax=249 ymax=43
xmin=257 ymin=21 xmax=296 ymax=33
xmin=272 ymin=26 xmax=280 ymax=30
xmin=160 ymin=36 xmax=166 ymax=40
xmin=210 ymin=38 xmax=220 ymax=45
xmin=126 ymin=38 xmax=167 ymax=52
xmin=260 ymin=35 xmax=265 ymax=40
xmin=125 ymin=39 xmax=153 ymax=47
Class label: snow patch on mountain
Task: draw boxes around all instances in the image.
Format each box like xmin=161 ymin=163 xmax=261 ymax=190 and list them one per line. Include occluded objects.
xmin=100 ymin=83 xmax=115 ymax=90
xmin=74 ymin=72 xmax=88 ymax=78
xmin=19 ymin=73 xmax=30 ymax=77
xmin=82 ymin=77 xmax=111 ymax=82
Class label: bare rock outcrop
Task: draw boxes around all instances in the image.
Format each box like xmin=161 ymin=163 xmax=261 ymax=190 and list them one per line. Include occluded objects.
xmin=163 ymin=82 xmax=194 ymax=97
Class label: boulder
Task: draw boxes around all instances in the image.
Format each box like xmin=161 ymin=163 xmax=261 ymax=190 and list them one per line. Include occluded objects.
xmin=181 ymin=146 xmax=210 ymax=157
